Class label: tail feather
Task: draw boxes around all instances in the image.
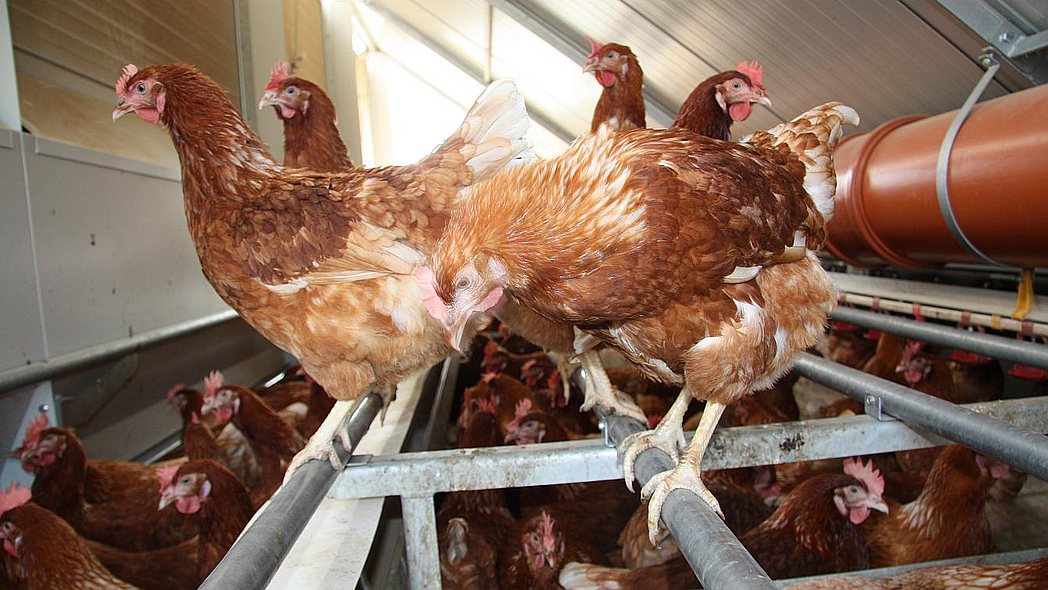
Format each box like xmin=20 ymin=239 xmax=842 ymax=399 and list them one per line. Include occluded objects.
xmin=448 ymin=78 xmax=535 ymax=182
xmin=745 ymin=103 xmax=859 ymax=222
xmin=558 ymin=561 xmax=625 ymax=590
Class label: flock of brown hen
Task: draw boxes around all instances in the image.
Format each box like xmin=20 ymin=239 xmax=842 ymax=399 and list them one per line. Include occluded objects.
xmin=0 ymin=32 xmax=1044 ymax=590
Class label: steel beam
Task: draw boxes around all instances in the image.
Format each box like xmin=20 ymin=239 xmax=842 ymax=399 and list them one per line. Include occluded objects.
xmin=0 ymin=310 xmax=240 ymax=395
xmin=794 ymin=353 xmax=1048 ymax=480
xmin=199 ymin=393 xmax=382 ymax=590
xmin=831 ymin=306 xmax=1048 ymax=369
xmin=402 ymin=495 xmax=441 ymax=590
xmin=329 ymin=396 xmax=1048 ymax=498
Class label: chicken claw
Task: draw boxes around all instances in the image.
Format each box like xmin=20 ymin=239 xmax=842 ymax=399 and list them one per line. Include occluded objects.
xmin=578 ymin=350 xmax=646 ymax=424
xmin=619 ymin=387 xmax=690 ymax=492
xmin=283 ymin=400 xmax=355 ymax=482
xmin=641 ymin=459 xmax=722 ymax=546
xmin=639 ymin=401 xmax=727 ymax=545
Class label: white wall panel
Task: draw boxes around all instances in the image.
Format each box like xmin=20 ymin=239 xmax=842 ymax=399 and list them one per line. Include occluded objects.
xmin=23 ymin=135 xmax=230 ymax=358
xmin=0 ymin=130 xmax=46 ymax=371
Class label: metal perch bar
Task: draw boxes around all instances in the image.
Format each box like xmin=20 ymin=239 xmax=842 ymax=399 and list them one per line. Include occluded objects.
xmin=589 ymin=388 xmax=777 ymax=589
xmin=831 ymin=306 xmax=1048 ymax=369
xmin=329 ymin=396 xmax=1048 ymax=499
xmin=0 ymin=309 xmax=241 ymax=395
xmin=794 ymin=353 xmax=1048 ymax=480
xmin=199 ymin=392 xmax=383 ymax=590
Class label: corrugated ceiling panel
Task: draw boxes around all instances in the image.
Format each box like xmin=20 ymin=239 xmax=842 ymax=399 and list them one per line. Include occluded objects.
xmin=355 ymin=2 xmax=568 ymax=158
xmin=366 ymin=0 xmax=488 ymax=77
xmin=626 ymin=0 xmax=1008 ymax=133
xmin=490 ymin=10 xmax=598 ymax=136
xmin=486 ymin=0 xmax=1013 ymax=136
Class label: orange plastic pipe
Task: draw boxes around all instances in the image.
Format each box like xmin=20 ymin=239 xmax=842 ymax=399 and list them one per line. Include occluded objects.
xmin=825 ymin=84 xmax=1048 ymax=269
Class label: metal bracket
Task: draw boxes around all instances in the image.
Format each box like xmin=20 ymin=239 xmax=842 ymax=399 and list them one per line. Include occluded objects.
xmin=864 ymin=394 xmax=887 ymax=421
xmin=935 ymin=49 xmax=1011 ymax=269
xmin=599 ymin=416 xmax=613 ymax=448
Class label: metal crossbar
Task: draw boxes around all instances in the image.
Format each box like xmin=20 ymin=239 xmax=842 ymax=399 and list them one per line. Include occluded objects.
xmin=794 ymin=353 xmax=1048 ymax=480
xmin=330 ymin=396 xmax=1048 ymax=498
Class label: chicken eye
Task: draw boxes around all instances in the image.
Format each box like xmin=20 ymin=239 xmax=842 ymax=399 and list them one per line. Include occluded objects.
xmin=135 ymin=83 xmax=147 ymax=93
xmin=732 ymin=81 xmax=742 ymax=89
xmin=456 ymin=277 xmax=471 ymax=289
xmin=607 ymin=51 xmax=617 ymax=59
xmin=181 ymin=476 xmax=191 ymax=484
xmin=286 ymin=86 xmax=297 ymax=95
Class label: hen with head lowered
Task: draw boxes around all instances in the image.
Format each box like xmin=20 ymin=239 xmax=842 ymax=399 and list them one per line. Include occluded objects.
xmin=421 ymin=99 xmax=857 ymax=541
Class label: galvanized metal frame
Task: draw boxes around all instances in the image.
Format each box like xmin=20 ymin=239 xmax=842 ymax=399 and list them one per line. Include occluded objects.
xmin=938 ymin=0 xmax=1048 ymax=58
xmin=794 ymin=353 xmax=1048 ymax=480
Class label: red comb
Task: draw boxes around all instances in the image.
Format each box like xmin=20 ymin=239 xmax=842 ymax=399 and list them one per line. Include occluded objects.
xmin=203 ymin=370 xmax=224 ymax=399
xmin=901 ymin=340 xmax=924 ymax=364
xmin=514 ymin=398 xmax=532 ymax=420
xmin=167 ymin=383 xmax=186 ymax=401
xmin=547 ymin=370 xmax=560 ymax=390
xmin=843 ymin=457 xmax=884 ymax=497
xmin=474 ymin=397 xmax=497 ymax=415
xmin=521 ymin=359 xmax=537 ymax=373
xmin=115 ymin=63 xmax=138 ymax=100
xmin=483 ymin=340 xmax=499 ymax=361
xmin=539 ymin=511 xmax=556 ymax=547
xmin=481 ymin=371 xmax=498 ymax=383
xmin=265 ymin=60 xmax=291 ymax=92
xmin=736 ymin=60 xmax=764 ymax=91
xmin=156 ymin=465 xmax=180 ymax=492
xmin=0 ymin=482 xmax=31 ymax=514
xmin=586 ymin=37 xmax=603 ymax=59
xmin=22 ymin=412 xmax=49 ymax=448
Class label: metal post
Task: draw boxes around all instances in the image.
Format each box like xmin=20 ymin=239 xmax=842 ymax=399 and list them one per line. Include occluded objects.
xmin=402 ymin=495 xmax=442 ymax=590
xmin=598 ymin=409 xmax=777 ymax=590
xmin=831 ymin=307 xmax=1048 ymax=369
xmin=0 ymin=310 xmax=240 ymax=395
xmin=199 ymin=393 xmax=382 ymax=590
xmin=794 ymin=353 xmax=1048 ymax=480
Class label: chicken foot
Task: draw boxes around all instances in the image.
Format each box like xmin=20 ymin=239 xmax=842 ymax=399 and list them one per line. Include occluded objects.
xmin=640 ymin=400 xmax=726 ymax=545
xmin=283 ymin=399 xmax=355 ymax=482
xmin=579 ymin=349 xmax=647 ymax=424
xmin=619 ymin=386 xmax=691 ymax=492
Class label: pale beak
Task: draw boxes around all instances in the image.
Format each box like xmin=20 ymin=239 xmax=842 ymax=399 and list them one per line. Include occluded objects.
xmin=112 ymin=101 xmax=132 ymax=122
xmin=158 ymin=488 xmax=177 ymax=510
xmin=868 ymin=495 xmax=889 ymax=514
xmin=447 ymin=313 xmax=471 ymax=355
xmin=258 ymin=91 xmax=279 ymax=110
xmin=751 ymin=93 xmax=773 ymax=109
xmin=582 ymin=58 xmax=600 ymax=74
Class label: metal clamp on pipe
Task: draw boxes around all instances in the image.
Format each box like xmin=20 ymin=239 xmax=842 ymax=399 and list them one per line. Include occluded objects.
xmin=830 ymin=306 xmax=1048 ymax=370
xmin=199 ymin=392 xmax=383 ymax=590
xmin=794 ymin=353 xmax=1048 ymax=481
xmin=576 ymin=368 xmax=778 ymax=590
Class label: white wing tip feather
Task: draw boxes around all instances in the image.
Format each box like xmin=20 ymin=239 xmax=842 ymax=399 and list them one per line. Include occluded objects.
xmin=457 ymin=78 xmax=535 ymax=181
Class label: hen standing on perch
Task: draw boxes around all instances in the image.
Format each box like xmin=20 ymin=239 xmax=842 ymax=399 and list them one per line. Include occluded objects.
xmin=113 ymin=63 xmax=533 ymax=476
xmin=421 ymin=98 xmax=858 ymax=541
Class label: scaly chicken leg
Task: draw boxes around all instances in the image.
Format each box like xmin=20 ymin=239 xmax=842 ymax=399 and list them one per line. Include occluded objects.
xmin=282 ymin=384 xmax=396 ymax=481
xmin=619 ymin=387 xmax=691 ymax=492
xmin=579 ymin=349 xmax=647 ymax=424
xmin=640 ymin=401 xmax=726 ymax=545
